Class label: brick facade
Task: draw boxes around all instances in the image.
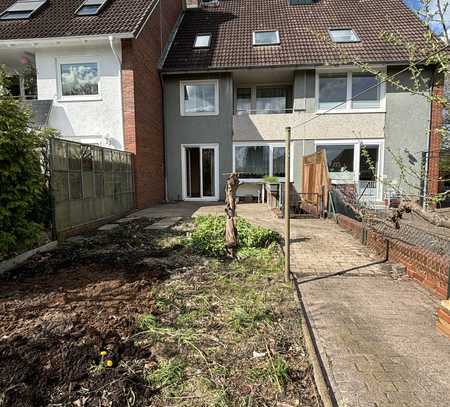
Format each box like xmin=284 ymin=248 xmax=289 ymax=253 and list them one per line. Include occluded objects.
xmin=122 ymin=0 xmax=182 ymax=208
xmin=336 ymin=214 xmax=449 ymax=299
xmin=427 ymin=73 xmax=445 ymax=198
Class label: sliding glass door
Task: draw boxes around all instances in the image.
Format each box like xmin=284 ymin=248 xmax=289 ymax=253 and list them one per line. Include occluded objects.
xmin=182 ymin=144 xmax=219 ymax=201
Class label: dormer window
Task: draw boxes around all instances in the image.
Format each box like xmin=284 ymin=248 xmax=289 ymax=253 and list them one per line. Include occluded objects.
xmin=76 ymin=0 xmax=109 ymax=16
xmin=194 ymin=34 xmax=212 ymax=48
xmin=329 ymin=29 xmax=360 ymax=43
xmin=0 ymin=0 xmax=47 ymax=20
xmin=253 ymin=31 xmax=280 ymax=46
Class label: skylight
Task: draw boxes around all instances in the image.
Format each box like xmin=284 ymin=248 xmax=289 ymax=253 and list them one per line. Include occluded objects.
xmin=194 ymin=33 xmax=211 ymax=48
xmin=76 ymin=0 xmax=109 ymax=16
xmin=329 ymin=29 xmax=360 ymax=43
xmin=0 ymin=0 xmax=47 ymax=20
xmin=253 ymin=31 xmax=280 ymax=46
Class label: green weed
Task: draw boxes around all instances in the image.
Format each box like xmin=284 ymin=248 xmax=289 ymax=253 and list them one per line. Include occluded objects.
xmin=146 ymin=359 xmax=186 ymax=389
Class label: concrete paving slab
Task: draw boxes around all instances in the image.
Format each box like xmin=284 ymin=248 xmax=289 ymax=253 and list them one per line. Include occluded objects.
xmin=231 ymin=203 xmax=450 ymax=407
xmin=117 ymin=217 xmax=142 ymax=224
xmin=144 ymin=217 xmax=182 ymax=230
xmin=98 ymin=224 xmax=119 ymax=231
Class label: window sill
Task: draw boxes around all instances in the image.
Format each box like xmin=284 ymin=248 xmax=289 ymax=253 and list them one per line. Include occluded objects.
xmin=316 ymin=108 xmax=385 ymax=115
xmin=181 ymin=111 xmax=219 ymax=117
xmin=58 ymin=95 xmax=103 ymax=103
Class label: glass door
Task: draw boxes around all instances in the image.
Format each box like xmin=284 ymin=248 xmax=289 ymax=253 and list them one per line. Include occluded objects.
xmin=359 ymin=145 xmax=380 ymax=202
xmin=183 ymin=145 xmax=218 ymax=201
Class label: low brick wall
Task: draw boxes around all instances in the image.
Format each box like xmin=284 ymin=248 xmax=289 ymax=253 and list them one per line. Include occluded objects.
xmin=336 ymin=214 xmax=449 ymax=299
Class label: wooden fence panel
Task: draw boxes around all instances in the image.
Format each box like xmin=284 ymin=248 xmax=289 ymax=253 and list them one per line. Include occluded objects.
xmin=300 ymin=150 xmax=330 ymax=216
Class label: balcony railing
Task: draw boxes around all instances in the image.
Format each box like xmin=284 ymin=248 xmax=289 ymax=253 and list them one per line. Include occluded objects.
xmin=235 ymin=108 xmax=294 ymax=115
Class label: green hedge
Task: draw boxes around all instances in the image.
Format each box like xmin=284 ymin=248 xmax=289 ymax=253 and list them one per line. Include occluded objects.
xmin=0 ymin=67 xmax=52 ymax=260
xmin=189 ymin=215 xmax=279 ymax=257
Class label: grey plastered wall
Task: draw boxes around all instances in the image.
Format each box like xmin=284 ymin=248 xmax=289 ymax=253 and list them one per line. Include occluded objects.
xmin=292 ymin=139 xmax=315 ymax=192
xmin=163 ymin=73 xmax=233 ymax=201
xmin=384 ymin=67 xmax=432 ymax=195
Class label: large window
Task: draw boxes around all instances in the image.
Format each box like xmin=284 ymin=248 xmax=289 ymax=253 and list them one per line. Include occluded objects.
xmin=234 ymin=144 xmax=285 ymax=179
xmin=318 ymin=74 xmax=347 ymax=110
xmin=317 ymin=144 xmax=355 ymax=180
xmin=180 ymin=80 xmax=219 ymax=116
xmin=256 ymin=87 xmax=289 ymax=114
xmin=59 ymin=61 xmax=99 ymax=98
xmin=236 ymin=86 xmax=292 ymax=114
xmin=317 ymin=71 xmax=383 ymax=112
xmin=351 ymin=74 xmax=381 ymax=109
xmin=236 ymin=88 xmax=252 ymax=115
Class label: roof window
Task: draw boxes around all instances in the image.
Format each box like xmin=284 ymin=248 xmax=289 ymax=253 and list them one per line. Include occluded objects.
xmin=329 ymin=29 xmax=360 ymax=43
xmin=0 ymin=0 xmax=47 ymax=20
xmin=194 ymin=33 xmax=212 ymax=48
xmin=253 ymin=31 xmax=280 ymax=46
xmin=76 ymin=0 xmax=109 ymax=16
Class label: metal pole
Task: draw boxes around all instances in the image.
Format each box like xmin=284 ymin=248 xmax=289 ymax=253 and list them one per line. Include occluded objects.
xmin=284 ymin=127 xmax=291 ymax=282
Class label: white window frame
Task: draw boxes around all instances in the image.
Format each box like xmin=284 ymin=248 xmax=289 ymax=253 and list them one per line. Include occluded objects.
xmin=180 ymin=79 xmax=219 ymax=116
xmin=56 ymin=56 xmax=102 ymax=102
xmin=314 ymin=138 xmax=385 ymax=201
xmin=233 ymin=142 xmax=287 ymax=183
xmin=315 ymin=68 xmax=386 ymax=114
xmin=252 ymin=30 xmax=280 ymax=46
xmin=194 ymin=33 xmax=212 ymax=48
xmin=181 ymin=143 xmax=220 ymax=201
xmin=329 ymin=29 xmax=360 ymax=43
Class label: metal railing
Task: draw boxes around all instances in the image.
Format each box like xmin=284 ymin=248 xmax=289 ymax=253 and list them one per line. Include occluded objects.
xmin=235 ymin=108 xmax=294 ymax=115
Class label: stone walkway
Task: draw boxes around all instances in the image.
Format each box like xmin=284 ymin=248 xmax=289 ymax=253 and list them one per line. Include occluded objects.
xmin=234 ymin=204 xmax=450 ymax=407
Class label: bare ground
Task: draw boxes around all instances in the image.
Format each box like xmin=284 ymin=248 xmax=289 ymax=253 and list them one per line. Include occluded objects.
xmin=0 ymin=218 xmax=320 ymax=407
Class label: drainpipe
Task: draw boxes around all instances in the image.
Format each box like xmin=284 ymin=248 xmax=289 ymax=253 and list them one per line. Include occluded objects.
xmin=109 ymin=36 xmax=122 ymax=65
xmin=160 ymin=73 xmax=169 ymax=203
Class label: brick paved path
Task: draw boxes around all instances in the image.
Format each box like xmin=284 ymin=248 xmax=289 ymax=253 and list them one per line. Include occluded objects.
xmin=234 ymin=204 xmax=450 ymax=407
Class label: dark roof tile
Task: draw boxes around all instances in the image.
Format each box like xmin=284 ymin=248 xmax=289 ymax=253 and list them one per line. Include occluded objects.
xmin=163 ymin=0 xmax=434 ymax=71
xmin=0 ymin=0 xmax=156 ymax=40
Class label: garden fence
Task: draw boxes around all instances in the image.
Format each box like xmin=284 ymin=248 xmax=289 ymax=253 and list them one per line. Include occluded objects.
xmin=49 ymin=138 xmax=135 ymax=235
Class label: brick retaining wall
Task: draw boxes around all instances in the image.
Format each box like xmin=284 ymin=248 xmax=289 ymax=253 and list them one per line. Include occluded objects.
xmin=336 ymin=214 xmax=449 ymax=299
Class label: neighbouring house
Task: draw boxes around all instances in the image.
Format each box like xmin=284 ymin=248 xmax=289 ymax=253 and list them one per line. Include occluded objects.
xmin=0 ymin=0 xmax=183 ymax=208
xmin=160 ymin=0 xmax=444 ymax=204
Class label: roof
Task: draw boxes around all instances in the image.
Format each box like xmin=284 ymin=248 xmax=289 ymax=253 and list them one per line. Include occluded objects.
xmin=0 ymin=0 xmax=157 ymax=41
xmin=162 ymin=0 xmax=434 ymax=72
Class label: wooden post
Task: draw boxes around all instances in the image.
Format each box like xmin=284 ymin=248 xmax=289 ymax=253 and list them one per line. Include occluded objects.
xmin=284 ymin=127 xmax=291 ymax=282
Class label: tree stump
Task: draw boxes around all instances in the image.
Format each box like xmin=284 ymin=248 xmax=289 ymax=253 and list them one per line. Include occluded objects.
xmin=224 ymin=173 xmax=240 ymax=258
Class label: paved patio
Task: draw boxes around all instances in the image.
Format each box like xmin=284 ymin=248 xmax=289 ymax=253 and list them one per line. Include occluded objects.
xmin=135 ymin=202 xmax=450 ymax=406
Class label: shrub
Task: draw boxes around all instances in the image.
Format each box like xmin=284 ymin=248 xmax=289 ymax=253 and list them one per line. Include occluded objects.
xmin=189 ymin=215 xmax=279 ymax=257
xmin=0 ymin=66 xmax=52 ymax=259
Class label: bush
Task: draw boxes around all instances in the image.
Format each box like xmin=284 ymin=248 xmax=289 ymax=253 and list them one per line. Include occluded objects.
xmin=0 ymin=66 xmax=52 ymax=259
xmin=189 ymin=215 xmax=279 ymax=257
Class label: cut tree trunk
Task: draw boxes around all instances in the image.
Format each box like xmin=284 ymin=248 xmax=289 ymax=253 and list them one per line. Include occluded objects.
xmin=224 ymin=173 xmax=240 ymax=258
xmin=393 ymin=201 xmax=450 ymax=230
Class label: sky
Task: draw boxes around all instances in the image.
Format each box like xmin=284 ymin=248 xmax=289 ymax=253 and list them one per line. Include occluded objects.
xmin=403 ymin=0 xmax=450 ymax=36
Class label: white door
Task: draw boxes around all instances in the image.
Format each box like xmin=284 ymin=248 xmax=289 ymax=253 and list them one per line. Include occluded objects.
xmin=181 ymin=144 xmax=219 ymax=201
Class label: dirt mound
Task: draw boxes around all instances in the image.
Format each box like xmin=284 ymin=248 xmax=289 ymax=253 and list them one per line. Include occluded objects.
xmin=0 ymin=219 xmax=196 ymax=406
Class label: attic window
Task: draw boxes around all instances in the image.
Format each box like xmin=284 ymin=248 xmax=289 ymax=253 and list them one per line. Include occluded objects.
xmin=0 ymin=0 xmax=47 ymax=20
xmin=194 ymin=34 xmax=211 ymax=48
xmin=329 ymin=29 xmax=360 ymax=43
xmin=289 ymin=0 xmax=315 ymax=4
xmin=253 ymin=31 xmax=280 ymax=46
xmin=76 ymin=0 xmax=109 ymax=16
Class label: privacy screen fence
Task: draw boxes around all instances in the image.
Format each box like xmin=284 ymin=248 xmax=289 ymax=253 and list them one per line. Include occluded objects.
xmin=49 ymin=138 xmax=135 ymax=234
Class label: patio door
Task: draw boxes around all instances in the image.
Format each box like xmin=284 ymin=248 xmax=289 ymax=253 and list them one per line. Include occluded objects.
xmin=182 ymin=144 xmax=219 ymax=201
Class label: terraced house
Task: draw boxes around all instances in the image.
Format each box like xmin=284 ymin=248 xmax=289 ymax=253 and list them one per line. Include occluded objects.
xmin=161 ymin=0 xmax=444 ymax=204
xmin=0 ymin=0 xmax=183 ymax=208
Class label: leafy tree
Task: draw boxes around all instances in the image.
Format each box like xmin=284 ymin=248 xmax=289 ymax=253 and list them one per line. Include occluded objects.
xmin=0 ymin=65 xmax=52 ymax=259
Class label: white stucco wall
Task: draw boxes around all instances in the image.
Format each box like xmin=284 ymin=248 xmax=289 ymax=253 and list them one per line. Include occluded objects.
xmin=35 ymin=41 xmax=124 ymax=150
